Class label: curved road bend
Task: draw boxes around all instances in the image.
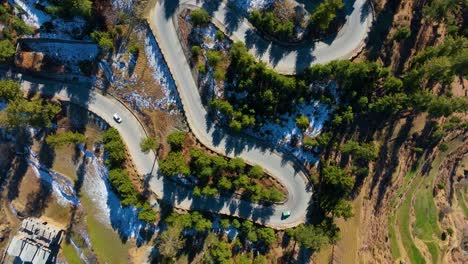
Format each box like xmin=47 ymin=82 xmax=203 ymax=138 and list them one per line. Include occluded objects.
xmin=148 ymin=0 xmax=316 ymax=228
xmin=14 ymin=73 xmax=311 ymax=229
xmin=161 ymin=0 xmax=373 ymax=74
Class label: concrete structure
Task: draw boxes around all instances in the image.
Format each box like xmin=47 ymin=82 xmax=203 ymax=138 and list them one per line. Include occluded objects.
xmin=2 ymin=218 xmax=63 ymax=264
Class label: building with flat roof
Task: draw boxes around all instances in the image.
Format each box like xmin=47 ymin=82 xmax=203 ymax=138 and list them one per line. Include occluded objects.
xmin=2 ymin=218 xmax=63 ymax=264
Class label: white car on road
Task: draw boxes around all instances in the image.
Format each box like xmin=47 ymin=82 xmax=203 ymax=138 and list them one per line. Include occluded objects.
xmin=113 ymin=113 xmax=122 ymax=123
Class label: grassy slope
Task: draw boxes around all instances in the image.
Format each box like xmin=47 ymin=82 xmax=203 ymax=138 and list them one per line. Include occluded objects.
xmin=389 ymin=165 xmax=419 ymax=260
xmin=457 ymin=189 xmax=468 ymax=217
xmin=62 ymin=242 xmax=83 ymax=264
xmin=397 ymin=174 xmax=426 ymax=264
xmin=81 ymin=196 xmax=130 ymax=264
xmin=412 ymin=138 xmax=462 ymax=264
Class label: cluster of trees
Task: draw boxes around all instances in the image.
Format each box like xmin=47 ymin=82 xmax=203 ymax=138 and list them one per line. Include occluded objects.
xmin=0 ymin=80 xmax=61 ymax=128
xmin=159 ymin=132 xmax=284 ymax=203
xmin=341 ymin=140 xmax=377 ymax=178
xmin=46 ymin=131 xmax=85 ymax=147
xmin=309 ymin=0 xmax=344 ymax=32
xmin=406 ymin=36 xmax=467 ymax=87
xmin=90 ymin=30 xmax=115 ymax=50
xmin=0 ymin=4 xmax=34 ymax=62
xmin=157 ymin=211 xmax=274 ymax=263
xmin=423 ymin=0 xmax=465 ymax=24
xmin=249 ymin=10 xmax=295 ymax=41
xmin=45 ymin=0 xmax=93 ymax=18
xmin=102 ymin=128 xmax=156 ymax=223
xmin=210 ymin=42 xmax=304 ymax=131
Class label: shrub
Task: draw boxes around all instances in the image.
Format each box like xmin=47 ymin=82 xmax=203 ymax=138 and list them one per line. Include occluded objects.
xmin=393 ymin=27 xmax=411 ymax=41
xmin=191 ymin=45 xmax=201 ymax=58
xmin=140 ymin=137 xmax=158 ymax=153
xmin=46 ymin=131 xmax=85 ymax=147
xmin=91 ymin=31 xmax=114 ymax=50
xmin=191 ymin=9 xmax=210 ymax=26
xmin=159 ymin=151 xmax=190 ymax=176
xmin=0 ymin=79 xmax=21 ymax=101
xmin=109 ymin=169 xmax=138 ymax=206
xmin=296 ymin=115 xmax=310 ymax=131
xmin=167 ymin=131 xmax=186 ymax=151
xmin=0 ymin=39 xmax=15 ymax=62
xmin=213 ymin=67 xmax=225 ymax=81
xmin=248 ymin=165 xmax=263 ymax=179
xmin=127 ymin=43 xmax=139 ymax=55
xmin=102 ymin=128 xmax=126 ymax=168
xmin=439 ymin=143 xmax=449 ymax=152
xmin=206 ymin=50 xmax=222 ymax=67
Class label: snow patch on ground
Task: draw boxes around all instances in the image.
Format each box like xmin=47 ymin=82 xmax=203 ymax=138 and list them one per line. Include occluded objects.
xmin=27 ymin=151 xmax=80 ymax=206
xmin=112 ymin=0 xmax=133 ymax=12
xmin=25 ymin=41 xmax=99 ymax=72
xmin=229 ymin=0 xmax=275 ymax=12
xmin=11 ymin=0 xmax=50 ymax=28
xmin=82 ymin=150 xmax=154 ymax=241
xmin=139 ymin=29 xmax=182 ymax=113
xmin=11 ymin=0 xmax=88 ymax=39
xmin=244 ymin=81 xmax=337 ymax=164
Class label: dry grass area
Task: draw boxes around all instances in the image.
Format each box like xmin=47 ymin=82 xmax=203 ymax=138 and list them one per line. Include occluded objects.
xmin=10 ymin=165 xmax=72 ymax=228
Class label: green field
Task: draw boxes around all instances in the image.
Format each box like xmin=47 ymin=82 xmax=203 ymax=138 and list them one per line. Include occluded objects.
xmin=81 ymin=196 xmax=130 ymax=264
xmin=390 ymin=138 xmax=463 ymax=264
xmin=457 ymin=189 xmax=468 ymax=217
xmin=62 ymin=242 xmax=83 ymax=264
xmin=397 ymin=174 xmax=426 ymax=264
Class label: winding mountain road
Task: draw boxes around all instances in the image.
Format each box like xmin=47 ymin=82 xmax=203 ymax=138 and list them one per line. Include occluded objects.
xmin=9 ymin=0 xmax=373 ymax=229
xmin=143 ymin=0 xmax=373 ymax=227
xmin=159 ymin=0 xmax=373 ymax=74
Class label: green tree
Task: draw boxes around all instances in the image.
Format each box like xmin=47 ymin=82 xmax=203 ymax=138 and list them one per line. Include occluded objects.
xmin=257 ymin=227 xmax=275 ymax=246
xmin=46 ymin=131 xmax=85 ymax=147
xmin=218 ymin=177 xmax=233 ymax=190
xmin=3 ymin=99 xmax=60 ymax=128
xmin=0 ymin=39 xmax=15 ymax=62
xmin=321 ymin=165 xmax=354 ymax=195
xmin=167 ymin=131 xmax=186 ymax=150
xmin=205 ymin=239 xmax=232 ymax=264
xmin=295 ymin=115 xmax=310 ymax=131
xmin=207 ymin=50 xmax=222 ymax=67
xmin=160 ymin=151 xmax=190 ymax=176
xmin=303 ymin=138 xmax=319 ymax=150
xmin=0 ymin=79 xmax=21 ymax=101
xmin=191 ymin=8 xmax=211 ymax=26
xmin=191 ymin=212 xmax=212 ymax=232
xmin=247 ymin=165 xmax=263 ymax=179
xmin=253 ymin=255 xmax=267 ymax=264
xmin=157 ymin=225 xmax=185 ymax=260
xmin=228 ymin=157 xmax=246 ymax=173
xmin=191 ymin=45 xmax=201 ymax=58
xmin=309 ymin=0 xmax=344 ymax=31
xmin=294 ymin=224 xmax=329 ymax=251
xmin=102 ymin=128 xmax=126 ymax=168
xmin=220 ymin=219 xmax=230 ymax=229
xmin=229 ymin=120 xmax=242 ymax=132
xmin=90 ymin=31 xmax=114 ymax=50
xmin=108 ymin=169 xmax=138 ymax=206
xmin=138 ymin=202 xmax=157 ymax=223
xmin=140 ymin=137 xmax=158 ymax=153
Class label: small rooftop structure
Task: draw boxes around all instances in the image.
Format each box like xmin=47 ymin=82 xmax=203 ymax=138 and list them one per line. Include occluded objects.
xmin=2 ymin=218 xmax=63 ymax=264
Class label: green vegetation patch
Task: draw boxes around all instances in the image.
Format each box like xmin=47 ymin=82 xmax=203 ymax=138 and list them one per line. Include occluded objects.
xmin=61 ymin=242 xmax=83 ymax=264
xmin=81 ymin=196 xmax=130 ymax=264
